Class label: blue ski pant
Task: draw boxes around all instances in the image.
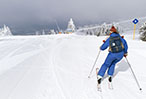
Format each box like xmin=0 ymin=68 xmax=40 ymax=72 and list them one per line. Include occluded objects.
xmin=98 ymin=52 xmax=124 ymax=77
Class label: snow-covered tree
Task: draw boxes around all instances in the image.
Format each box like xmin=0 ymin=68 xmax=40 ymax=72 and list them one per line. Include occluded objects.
xmin=42 ymin=30 xmax=45 ymax=35
xmin=0 ymin=25 xmax=12 ymax=36
xmin=36 ymin=31 xmax=38 ymax=35
xmin=139 ymin=22 xmax=146 ymax=41
xmin=66 ymin=18 xmax=76 ymax=34
xmin=50 ymin=29 xmax=56 ymax=35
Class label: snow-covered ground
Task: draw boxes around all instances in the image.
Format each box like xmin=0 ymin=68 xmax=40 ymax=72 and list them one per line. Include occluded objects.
xmin=0 ymin=32 xmax=146 ymax=99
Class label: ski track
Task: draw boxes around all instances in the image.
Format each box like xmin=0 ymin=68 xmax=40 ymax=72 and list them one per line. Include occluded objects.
xmin=49 ymin=38 xmax=67 ymax=99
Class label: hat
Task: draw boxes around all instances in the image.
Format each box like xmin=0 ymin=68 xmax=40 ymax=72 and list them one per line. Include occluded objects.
xmin=110 ymin=26 xmax=117 ymax=33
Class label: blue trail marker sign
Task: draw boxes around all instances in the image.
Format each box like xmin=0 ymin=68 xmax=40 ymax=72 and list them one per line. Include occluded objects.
xmin=132 ymin=19 xmax=139 ymax=40
xmin=133 ymin=19 xmax=139 ymax=24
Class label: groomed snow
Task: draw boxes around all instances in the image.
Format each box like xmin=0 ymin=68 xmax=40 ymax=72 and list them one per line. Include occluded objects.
xmin=0 ymin=32 xmax=146 ymax=99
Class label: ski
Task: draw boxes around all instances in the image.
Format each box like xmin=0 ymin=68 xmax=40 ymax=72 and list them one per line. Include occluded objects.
xmin=108 ymin=82 xmax=113 ymax=90
xmin=97 ymin=83 xmax=102 ymax=92
xmin=96 ymin=68 xmax=102 ymax=92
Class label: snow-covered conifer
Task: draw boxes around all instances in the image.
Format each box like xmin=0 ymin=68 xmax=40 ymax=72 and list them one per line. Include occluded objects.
xmin=139 ymin=22 xmax=146 ymax=41
xmin=0 ymin=25 xmax=12 ymax=36
xmin=42 ymin=30 xmax=45 ymax=35
xmin=66 ymin=18 xmax=76 ymax=33
xmin=50 ymin=29 xmax=56 ymax=35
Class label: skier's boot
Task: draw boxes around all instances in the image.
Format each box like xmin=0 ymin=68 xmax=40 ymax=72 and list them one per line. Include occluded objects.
xmin=97 ymin=75 xmax=102 ymax=84
xmin=97 ymin=75 xmax=102 ymax=91
xmin=108 ymin=76 xmax=112 ymax=82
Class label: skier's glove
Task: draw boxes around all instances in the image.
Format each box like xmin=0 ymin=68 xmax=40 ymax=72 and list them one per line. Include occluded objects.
xmin=121 ymin=36 xmax=124 ymax=38
xmin=103 ymin=40 xmax=105 ymax=43
xmin=124 ymin=53 xmax=128 ymax=57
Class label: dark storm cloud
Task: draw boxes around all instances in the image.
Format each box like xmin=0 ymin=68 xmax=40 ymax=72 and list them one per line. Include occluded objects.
xmin=0 ymin=0 xmax=146 ymax=34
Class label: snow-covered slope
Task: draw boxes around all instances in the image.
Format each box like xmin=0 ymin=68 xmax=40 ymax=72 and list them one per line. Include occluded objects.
xmin=0 ymin=33 xmax=146 ymax=99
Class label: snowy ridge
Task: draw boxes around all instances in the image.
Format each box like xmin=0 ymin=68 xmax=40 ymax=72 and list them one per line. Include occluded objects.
xmin=0 ymin=33 xmax=145 ymax=99
xmin=77 ymin=16 xmax=146 ymax=35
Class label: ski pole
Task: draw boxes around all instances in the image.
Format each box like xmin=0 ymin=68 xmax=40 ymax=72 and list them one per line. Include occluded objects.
xmin=88 ymin=50 xmax=101 ymax=78
xmin=125 ymin=57 xmax=142 ymax=91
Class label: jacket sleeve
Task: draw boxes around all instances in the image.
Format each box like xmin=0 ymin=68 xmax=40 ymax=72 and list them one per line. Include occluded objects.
xmin=122 ymin=38 xmax=128 ymax=53
xmin=100 ymin=38 xmax=110 ymax=50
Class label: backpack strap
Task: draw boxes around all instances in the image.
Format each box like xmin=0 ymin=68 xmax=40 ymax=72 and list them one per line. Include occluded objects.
xmin=121 ymin=42 xmax=124 ymax=49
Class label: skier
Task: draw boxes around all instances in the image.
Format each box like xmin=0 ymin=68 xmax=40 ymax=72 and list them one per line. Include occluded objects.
xmin=97 ymin=26 xmax=128 ymax=85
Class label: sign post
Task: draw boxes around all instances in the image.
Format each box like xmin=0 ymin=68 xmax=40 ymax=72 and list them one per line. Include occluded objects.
xmin=132 ymin=19 xmax=139 ymax=40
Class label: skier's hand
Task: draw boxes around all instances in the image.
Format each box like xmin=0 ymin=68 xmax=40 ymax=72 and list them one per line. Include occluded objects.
xmin=121 ymin=36 xmax=124 ymax=38
xmin=124 ymin=53 xmax=128 ymax=57
xmin=103 ymin=40 xmax=105 ymax=43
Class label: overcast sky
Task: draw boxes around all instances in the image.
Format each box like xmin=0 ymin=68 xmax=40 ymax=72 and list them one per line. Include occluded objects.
xmin=0 ymin=0 xmax=146 ymax=34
